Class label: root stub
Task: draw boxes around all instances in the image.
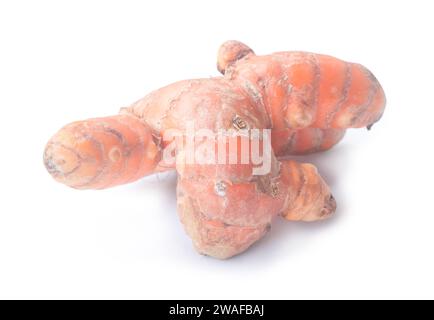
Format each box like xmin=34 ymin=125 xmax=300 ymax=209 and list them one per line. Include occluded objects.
xmin=44 ymin=114 xmax=160 ymax=189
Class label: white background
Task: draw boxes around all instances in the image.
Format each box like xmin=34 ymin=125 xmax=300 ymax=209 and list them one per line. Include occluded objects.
xmin=1 ymin=0 xmax=433 ymax=299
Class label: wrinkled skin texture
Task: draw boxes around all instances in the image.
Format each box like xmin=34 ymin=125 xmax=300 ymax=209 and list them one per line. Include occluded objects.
xmin=44 ymin=41 xmax=386 ymax=259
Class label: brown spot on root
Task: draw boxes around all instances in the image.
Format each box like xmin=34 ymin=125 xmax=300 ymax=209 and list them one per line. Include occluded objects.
xmin=320 ymin=194 xmax=337 ymax=218
xmin=270 ymin=183 xmax=279 ymax=197
xmin=43 ymin=143 xmax=81 ymax=177
xmin=109 ymin=147 xmax=121 ymax=162
xmin=255 ymin=175 xmax=279 ymax=198
xmin=265 ymin=223 xmax=272 ymax=232
xmin=214 ymin=181 xmax=227 ymax=197
xmin=232 ymin=115 xmax=248 ymax=130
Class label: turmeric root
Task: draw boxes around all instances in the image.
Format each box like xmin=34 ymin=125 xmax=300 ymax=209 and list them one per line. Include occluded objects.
xmin=44 ymin=41 xmax=386 ymax=259
xmin=217 ymin=40 xmax=386 ymax=130
xmin=177 ymin=160 xmax=334 ymax=258
xmin=44 ymin=115 xmax=160 ymax=189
